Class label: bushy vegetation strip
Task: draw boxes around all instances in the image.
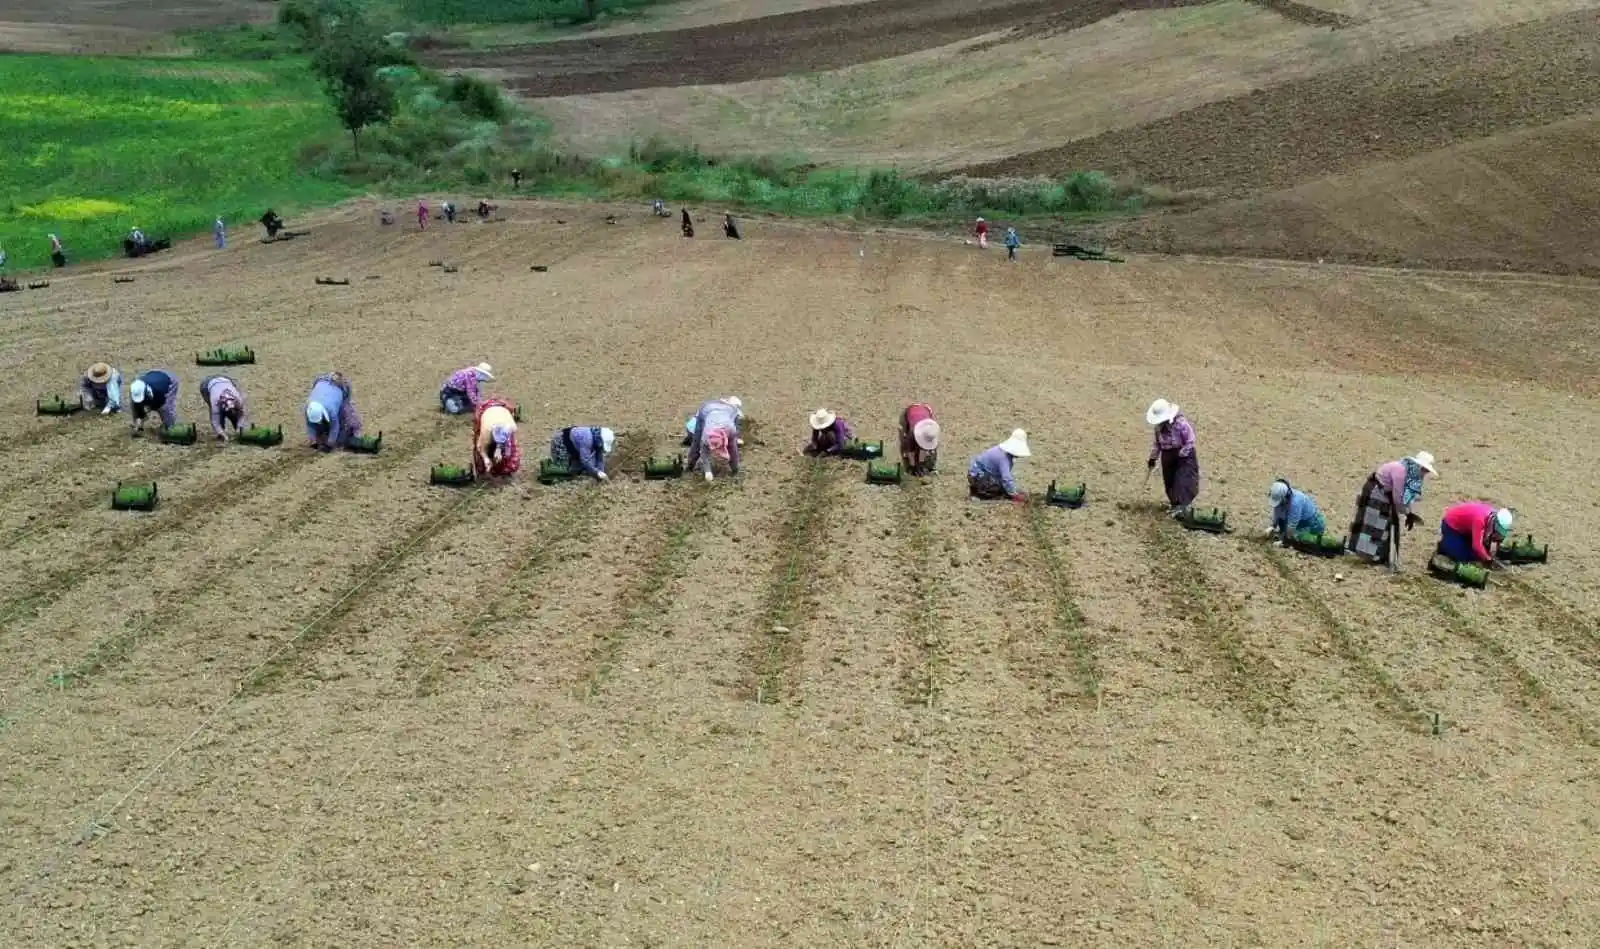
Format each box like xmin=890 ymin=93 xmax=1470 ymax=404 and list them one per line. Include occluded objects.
xmin=748 ymin=458 xmax=838 ymax=705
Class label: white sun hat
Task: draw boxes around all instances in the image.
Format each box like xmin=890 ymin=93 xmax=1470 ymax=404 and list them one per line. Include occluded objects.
xmin=725 ymin=395 xmax=742 ymax=410
xmin=809 ymin=408 xmax=836 ymax=431
xmin=1410 ymin=450 xmax=1437 ymax=474
xmin=1146 ymin=399 xmax=1179 ymax=426
xmin=998 ymin=428 xmax=1031 ymax=457
xmin=306 ymin=401 xmax=329 ymax=425
xmin=912 ymin=418 xmax=940 ymax=451
xmin=1268 ymin=480 xmax=1290 ymax=504
xmin=474 ymin=362 xmax=494 ymax=381
xmin=600 ymin=427 xmax=616 ymax=454
xmin=1493 ymin=507 xmax=1513 ymax=536
xmin=129 ymin=379 xmax=148 ymax=403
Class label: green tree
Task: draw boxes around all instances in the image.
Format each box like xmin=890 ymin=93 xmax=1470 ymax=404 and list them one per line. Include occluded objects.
xmin=309 ymin=12 xmax=397 ymax=157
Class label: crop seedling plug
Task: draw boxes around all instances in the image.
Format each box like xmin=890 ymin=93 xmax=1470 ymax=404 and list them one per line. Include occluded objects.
xmin=1288 ymin=529 xmax=1348 ymax=557
xmin=158 ymin=422 xmax=198 ymax=446
xmin=1495 ymin=534 xmax=1549 ymax=566
xmin=430 ymin=462 xmax=475 ymax=487
xmin=345 ymin=433 xmax=383 ymax=454
xmin=36 ymin=395 xmax=85 ymax=417
xmin=111 ymin=481 xmax=158 ymax=512
xmin=1429 ymin=553 xmax=1487 ymax=589
xmin=1179 ymin=507 xmax=1231 ymax=534
xmin=840 ymin=438 xmax=884 ymax=461
xmin=1045 ymin=480 xmax=1087 ymax=509
xmin=644 ymin=455 xmax=685 ymax=480
xmin=195 ymin=345 xmax=256 ymax=366
xmin=866 ymin=461 xmax=904 ymax=486
xmin=237 ymin=424 xmax=283 ymax=447
xmin=538 ymin=458 xmax=581 ymax=485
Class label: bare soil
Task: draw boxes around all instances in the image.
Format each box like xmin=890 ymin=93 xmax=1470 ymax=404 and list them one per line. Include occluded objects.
xmin=0 ymin=203 xmax=1597 ymax=945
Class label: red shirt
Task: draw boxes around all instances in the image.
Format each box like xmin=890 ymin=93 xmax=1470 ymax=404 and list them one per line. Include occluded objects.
xmin=905 ymin=403 xmax=934 ymax=428
xmin=975 ymin=222 xmax=989 ymax=236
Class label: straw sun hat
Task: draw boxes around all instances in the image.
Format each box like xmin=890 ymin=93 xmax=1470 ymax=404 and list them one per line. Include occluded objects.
xmin=998 ymin=428 xmax=1031 ymax=457
xmin=809 ymin=408 xmax=837 ymax=431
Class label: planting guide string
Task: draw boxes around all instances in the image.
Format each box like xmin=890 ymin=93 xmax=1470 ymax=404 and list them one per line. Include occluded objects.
xmin=17 ymin=485 xmax=485 ymax=911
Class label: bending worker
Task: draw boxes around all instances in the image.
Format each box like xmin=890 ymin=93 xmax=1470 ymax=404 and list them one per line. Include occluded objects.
xmin=440 ymin=361 xmax=493 ymax=415
xmin=548 ymin=425 xmax=615 ymax=481
xmin=1268 ymin=478 xmax=1326 ymax=542
xmin=1438 ymin=501 xmax=1513 ymax=567
xmin=474 ymin=398 xmax=522 ymax=478
xmin=81 ymin=362 xmax=123 ymax=415
xmin=129 ymin=369 xmax=180 ymax=434
xmin=686 ymin=396 xmax=743 ymax=482
xmin=968 ymin=428 xmax=1031 ymax=502
xmin=305 ymin=372 xmax=363 ymax=451
xmin=199 ymin=375 xmax=249 ymax=441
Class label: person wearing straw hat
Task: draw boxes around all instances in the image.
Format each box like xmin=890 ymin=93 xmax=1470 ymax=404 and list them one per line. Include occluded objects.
xmin=1146 ymin=398 xmax=1200 ymax=516
xmin=802 ymin=408 xmax=854 ymax=457
xmin=974 ymin=217 xmax=990 ymax=249
xmin=686 ymin=396 xmax=743 ymax=482
xmin=1267 ymin=478 xmax=1326 ymax=544
xmin=548 ymin=424 xmax=614 ymax=481
xmin=439 ymin=361 xmax=494 ymax=415
xmin=305 ymin=371 xmax=363 ymax=451
xmin=1437 ymin=501 xmax=1512 ymax=567
xmin=199 ymin=374 xmax=250 ymax=441
xmin=1347 ymin=451 xmax=1436 ymax=571
xmin=899 ymin=402 xmax=940 ymax=475
xmin=474 ymin=398 xmax=523 ymax=479
xmin=128 ymin=368 xmax=180 ymax=435
xmin=80 ymin=362 xmax=124 ymax=415
xmin=968 ymin=429 xmax=1031 ymax=501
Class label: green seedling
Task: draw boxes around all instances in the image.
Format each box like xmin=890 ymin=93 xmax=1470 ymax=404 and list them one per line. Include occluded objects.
xmin=644 ymin=454 xmax=684 ymax=480
xmin=1496 ymin=534 xmax=1549 ymax=566
xmin=1045 ymin=480 xmax=1087 ymax=509
xmin=1289 ymin=529 xmax=1348 ymax=557
xmin=429 ymin=462 xmax=475 ymax=486
xmin=538 ymin=458 xmax=580 ymax=485
xmin=1429 ymin=553 xmax=1487 ymax=589
xmin=1178 ymin=507 xmax=1231 ymax=534
xmin=158 ymin=422 xmax=198 ymax=445
xmin=866 ymin=461 xmax=904 ymax=486
xmin=237 ymin=424 xmax=283 ymax=447
xmin=345 ymin=433 xmax=383 ymax=454
xmin=111 ymin=481 xmax=158 ymax=512
xmin=36 ymin=395 xmax=85 ymax=417
xmin=840 ymin=438 xmax=884 ymax=461
xmin=195 ymin=345 xmax=255 ymax=366
xmin=512 ymin=405 xmax=524 ymax=423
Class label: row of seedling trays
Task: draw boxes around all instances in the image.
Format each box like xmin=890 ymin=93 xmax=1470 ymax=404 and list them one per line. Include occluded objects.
xmin=1276 ymin=522 xmax=1550 ymax=589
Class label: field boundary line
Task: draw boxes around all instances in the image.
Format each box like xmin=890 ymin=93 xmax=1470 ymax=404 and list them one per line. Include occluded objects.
xmin=747 ymin=457 xmax=837 ymax=705
xmin=1408 ymin=577 xmax=1599 ymax=747
xmin=1024 ymin=502 xmax=1099 ymax=701
xmin=1138 ymin=513 xmax=1293 ymax=723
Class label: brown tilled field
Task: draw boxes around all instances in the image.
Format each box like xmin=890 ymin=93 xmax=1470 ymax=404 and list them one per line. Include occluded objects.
xmin=2 ymin=204 xmax=1599 ymax=945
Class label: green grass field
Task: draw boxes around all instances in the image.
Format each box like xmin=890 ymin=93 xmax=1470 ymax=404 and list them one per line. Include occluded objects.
xmin=0 ymin=55 xmax=354 ymax=271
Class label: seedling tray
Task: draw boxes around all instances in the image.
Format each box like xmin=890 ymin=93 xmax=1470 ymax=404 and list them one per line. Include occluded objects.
xmin=195 ymin=345 xmax=256 ymax=366
xmin=1045 ymin=480 xmax=1086 ymax=509
xmin=1430 ymin=554 xmax=1487 ymax=589
xmin=158 ymin=423 xmax=198 ymax=445
xmin=1496 ymin=534 xmax=1548 ymax=566
xmin=866 ymin=461 xmax=903 ymax=486
xmin=1288 ymin=530 xmax=1347 ymax=558
xmin=345 ymin=433 xmax=383 ymax=454
xmin=430 ymin=463 xmax=475 ymax=486
xmin=644 ymin=454 xmax=684 ymax=480
xmin=37 ymin=395 xmax=85 ymax=417
xmin=111 ymin=481 xmax=158 ymax=512
xmin=238 ymin=424 xmax=283 ymax=447
xmin=840 ymin=438 xmax=884 ymax=461
xmin=538 ymin=458 xmax=581 ymax=484
xmin=1178 ymin=507 xmax=1231 ymax=534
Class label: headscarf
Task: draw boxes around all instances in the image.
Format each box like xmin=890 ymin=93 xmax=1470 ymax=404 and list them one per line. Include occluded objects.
xmin=217 ymin=390 xmax=241 ymax=419
xmin=1268 ymin=479 xmax=1291 ymax=507
xmin=491 ymin=425 xmax=513 ymax=446
xmin=1400 ymin=458 xmax=1425 ymax=507
xmin=706 ymin=426 xmax=732 ymax=461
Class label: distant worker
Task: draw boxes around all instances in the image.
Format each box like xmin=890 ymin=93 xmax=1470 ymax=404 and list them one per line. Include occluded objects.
xmin=1267 ymin=478 xmax=1326 ymax=543
xmin=49 ymin=233 xmax=66 ymax=268
xmin=1146 ymin=398 xmax=1200 ymax=517
xmin=652 ymin=198 xmax=668 ymax=217
xmin=899 ymin=402 xmax=940 ymax=476
xmin=548 ymin=425 xmax=615 ymax=481
xmin=1437 ymin=501 xmax=1513 ymax=567
xmin=379 ymin=209 xmax=395 ymax=226
xmin=128 ymin=227 xmax=147 ymax=253
xmin=511 ymin=168 xmax=522 ymax=190
xmin=128 ymin=368 xmax=180 ymax=435
xmin=81 ymin=362 xmax=123 ymax=415
xmin=305 ymin=371 xmax=363 ymax=451
xmin=260 ymin=209 xmax=284 ymax=240
xmin=802 ymin=408 xmax=853 ymax=457
xmin=1347 ymin=451 xmax=1436 ymax=571
xmin=473 ymin=398 xmax=522 ymax=479
xmin=686 ymin=396 xmax=743 ymax=482
xmin=214 ymin=216 xmax=227 ymax=249
xmin=442 ymin=200 xmax=456 ymax=224
xmin=417 ymin=200 xmax=430 ymax=231
xmin=439 ymin=361 xmax=494 ymax=415
xmin=681 ymin=208 xmax=695 ymax=238
xmin=724 ymin=214 xmax=742 ymax=240
xmin=1004 ymin=226 xmax=1021 ymax=262
xmin=968 ymin=429 xmax=1030 ymax=502
xmin=974 ymin=217 xmax=989 ymax=249
xmin=199 ymin=374 xmax=249 ymax=441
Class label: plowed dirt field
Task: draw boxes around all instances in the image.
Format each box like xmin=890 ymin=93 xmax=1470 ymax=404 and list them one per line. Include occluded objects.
xmin=2 ymin=203 xmax=1597 ymax=945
